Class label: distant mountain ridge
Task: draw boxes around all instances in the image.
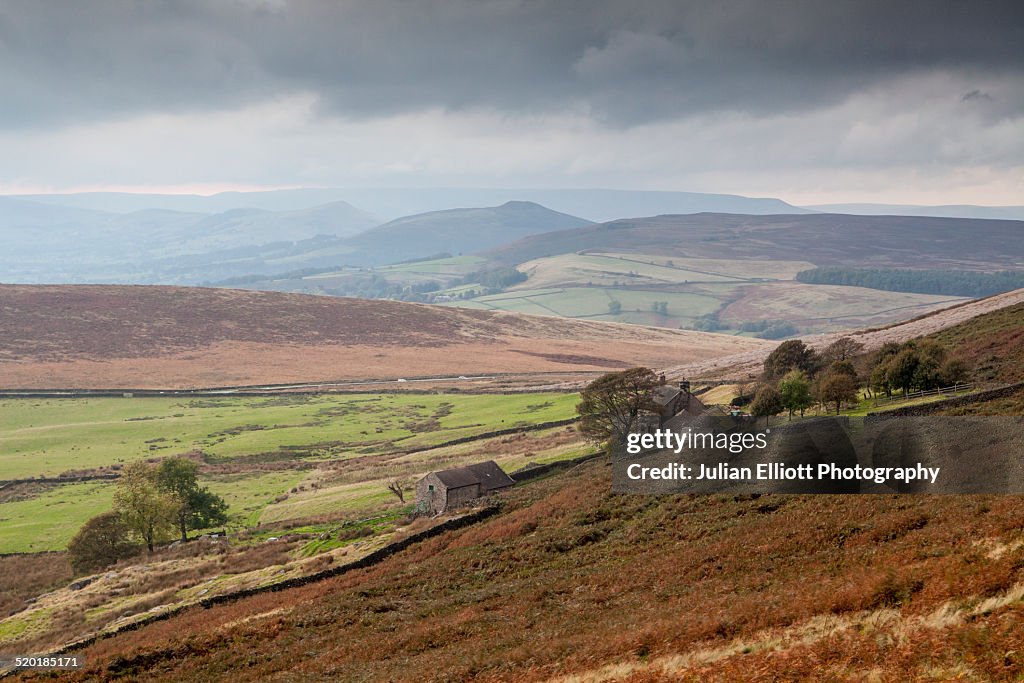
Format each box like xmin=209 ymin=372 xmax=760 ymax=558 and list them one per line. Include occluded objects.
xmin=484 ymin=212 xmax=1024 ymax=271
xmin=806 ymin=203 xmax=1024 ymax=221
xmin=13 ymin=187 xmax=810 ymax=222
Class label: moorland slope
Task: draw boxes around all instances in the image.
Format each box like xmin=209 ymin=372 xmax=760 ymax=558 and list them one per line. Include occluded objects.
xmin=33 ymin=457 xmax=1024 ymax=682
xmin=663 ymin=288 xmax=1024 ymax=381
xmin=0 ymin=285 xmax=769 ymax=389
xmin=485 ymin=212 xmax=1024 ymax=271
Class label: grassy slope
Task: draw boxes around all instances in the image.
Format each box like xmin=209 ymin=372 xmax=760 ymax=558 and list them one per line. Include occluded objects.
xmin=928 ymin=302 xmax=1024 ymax=384
xmin=0 ymin=393 xmax=581 ymax=553
xmin=40 ymin=459 xmax=1024 ymax=682
xmin=0 ymin=393 xmax=578 ymax=480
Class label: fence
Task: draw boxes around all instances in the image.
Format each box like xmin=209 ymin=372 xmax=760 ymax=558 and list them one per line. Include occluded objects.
xmin=871 ymin=383 xmax=974 ymax=407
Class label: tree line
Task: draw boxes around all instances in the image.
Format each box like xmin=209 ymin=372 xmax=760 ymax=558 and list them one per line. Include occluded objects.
xmin=745 ymin=334 xmax=970 ymax=421
xmin=796 ymin=267 xmax=1024 ymax=297
xmin=67 ymin=458 xmax=228 ymax=574
xmin=569 ymin=331 xmax=975 ymax=454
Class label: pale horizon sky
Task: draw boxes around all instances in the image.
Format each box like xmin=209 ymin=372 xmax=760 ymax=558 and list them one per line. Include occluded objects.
xmin=1 ymin=1 xmax=1022 ymax=206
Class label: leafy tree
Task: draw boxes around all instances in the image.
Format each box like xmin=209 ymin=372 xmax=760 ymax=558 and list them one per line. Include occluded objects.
xmin=829 ymin=360 xmax=858 ymax=379
xmin=870 ymin=359 xmax=894 ymax=398
xmin=763 ymin=339 xmax=818 ymax=380
xmin=577 ymin=367 xmax=660 ymax=453
xmin=691 ymin=313 xmax=724 ymax=332
xmin=67 ymin=511 xmax=141 ymax=574
xmin=823 ymin=337 xmax=864 ymax=363
xmin=114 ymin=461 xmax=180 ymax=552
xmin=777 ymin=370 xmax=813 ymax=419
xmin=757 ymin=321 xmax=798 ymax=340
xmin=796 ymin=266 xmax=1024 ymax=297
xmin=155 ymin=458 xmax=228 ymax=542
xmin=816 ymin=372 xmax=859 ymax=414
xmin=607 ymin=300 xmax=622 ymax=315
xmin=885 ymin=348 xmax=921 ymax=396
xmin=940 ymin=357 xmax=970 ymax=386
xmin=750 ymin=384 xmax=784 ymax=427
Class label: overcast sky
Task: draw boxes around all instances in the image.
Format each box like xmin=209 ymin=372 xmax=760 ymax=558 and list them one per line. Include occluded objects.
xmin=0 ymin=0 xmax=1022 ymax=204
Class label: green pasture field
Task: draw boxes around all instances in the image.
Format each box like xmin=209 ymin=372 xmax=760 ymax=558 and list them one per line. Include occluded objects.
xmin=0 ymin=470 xmax=310 ymax=553
xmin=513 ymin=252 xmax=815 ymax=289
xmin=303 ymin=255 xmax=485 ymax=285
xmin=0 ymin=482 xmax=114 ymax=553
xmin=0 ymin=393 xmax=578 ymax=481
xmin=0 ymin=392 xmax=580 ymax=553
xmin=449 ymin=287 xmax=722 ymax=323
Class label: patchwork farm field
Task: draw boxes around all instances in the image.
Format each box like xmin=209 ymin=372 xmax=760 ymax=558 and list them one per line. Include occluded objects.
xmin=300 ymin=255 xmax=486 ymax=288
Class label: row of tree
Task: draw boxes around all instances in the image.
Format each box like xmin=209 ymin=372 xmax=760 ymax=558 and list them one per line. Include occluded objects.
xmin=868 ymin=339 xmax=968 ymax=397
xmin=67 ymin=458 xmax=228 ymax=573
xmin=748 ymin=333 xmax=971 ymax=420
xmin=796 ymin=267 xmax=1024 ymax=298
xmin=747 ymin=337 xmax=866 ymax=418
xmin=688 ymin=313 xmax=799 ymax=340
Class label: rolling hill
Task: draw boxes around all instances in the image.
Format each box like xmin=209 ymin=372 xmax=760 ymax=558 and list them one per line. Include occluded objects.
xmin=336 ymin=201 xmax=592 ymax=266
xmin=485 ymin=212 xmax=1024 ymax=271
xmin=0 ymin=285 xmax=770 ymax=389
xmin=663 ymin=288 xmax=1024 ymax=382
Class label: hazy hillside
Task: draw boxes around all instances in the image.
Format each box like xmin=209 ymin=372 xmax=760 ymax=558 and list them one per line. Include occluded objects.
xmin=808 ymin=203 xmax=1024 ymax=221
xmin=167 ymin=200 xmax=379 ymax=251
xmin=0 ymin=284 xmax=769 ymax=388
xmin=0 ymin=199 xmax=379 ymax=284
xmin=337 ymin=201 xmax=591 ymax=266
xmin=485 ymin=212 xmax=1024 ymax=270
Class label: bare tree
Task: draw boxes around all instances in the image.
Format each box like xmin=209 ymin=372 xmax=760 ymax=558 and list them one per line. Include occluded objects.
xmin=387 ymin=479 xmax=409 ymax=503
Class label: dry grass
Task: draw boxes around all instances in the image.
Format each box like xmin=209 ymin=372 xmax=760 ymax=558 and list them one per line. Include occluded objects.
xmin=669 ymin=288 xmax=1024 ymax=381
xmin=0 ymin=554 xmax=73 ymax=618
xmin=0 ymin=285 xmax=768 ymax=388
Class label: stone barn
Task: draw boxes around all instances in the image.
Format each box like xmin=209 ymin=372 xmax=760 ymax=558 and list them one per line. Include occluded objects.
xmin=415 ymin=460 xmax=515 ymax=516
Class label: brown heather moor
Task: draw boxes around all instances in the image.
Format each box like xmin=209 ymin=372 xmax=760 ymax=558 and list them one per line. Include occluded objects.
xmin=0 ymin=285 xmax=769 ymax=388
xmin=26 ymin=458 xmax=1024 ymax=682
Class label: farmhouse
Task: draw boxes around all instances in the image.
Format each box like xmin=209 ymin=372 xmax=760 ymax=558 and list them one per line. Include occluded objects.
xmin=638 ymin=378 xmax=708 ymax=431
xmin=415 ymin=460 xmax=515 ymax=515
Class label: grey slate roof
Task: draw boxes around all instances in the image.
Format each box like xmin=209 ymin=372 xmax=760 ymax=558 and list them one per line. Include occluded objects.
xmin=464 ymin=460 xmax=516 ymax=491
xmin=652 ymin=385 xmax=682 ymax=406
xmin=432 ymin=460 xmax=515 ymax=491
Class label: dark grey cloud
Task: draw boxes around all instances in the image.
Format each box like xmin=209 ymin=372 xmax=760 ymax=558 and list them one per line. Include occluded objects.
xmin=0 ymin=0 xmax=1022 ymax=129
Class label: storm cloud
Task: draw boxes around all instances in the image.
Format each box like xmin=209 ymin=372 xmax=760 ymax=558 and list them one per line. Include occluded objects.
xmin=0 ymin=0 xmax=1022 ymax=202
